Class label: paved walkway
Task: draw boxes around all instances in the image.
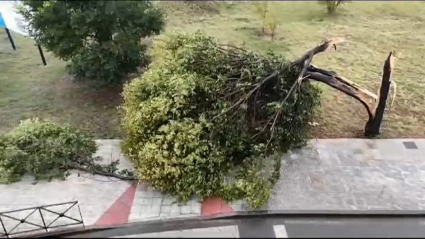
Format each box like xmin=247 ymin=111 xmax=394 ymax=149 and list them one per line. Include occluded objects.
xmin=235 ymin=139 xmax=425 ymax=211
xmin=1 ymin=139 xmax=425 ymax=235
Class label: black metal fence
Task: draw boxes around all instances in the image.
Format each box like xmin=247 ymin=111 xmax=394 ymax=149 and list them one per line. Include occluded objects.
xmin=0 ymin=201 xmax=85 ymax=238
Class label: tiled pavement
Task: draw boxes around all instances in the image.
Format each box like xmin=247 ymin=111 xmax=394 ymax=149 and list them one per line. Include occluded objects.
xmin=129 ymin=184 xmax=201 ymax=222
xmin=93 ymin=140 xmax=201 ymax=223
xmin=2 ymin=139 xmax=425 ymax=235
xmin=0 ymin=140 xmax=202 ymax=236
xmin=231 ymin=139 xmax=425 ymax=211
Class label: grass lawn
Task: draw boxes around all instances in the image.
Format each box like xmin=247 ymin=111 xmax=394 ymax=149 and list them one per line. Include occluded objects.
xmin=0 ymin=31 xmax=122 ymax=138
xmin=1 ymin=1 xmax=424 ymax=138
xmin=160 ymin=1 xmax=425 ymax=138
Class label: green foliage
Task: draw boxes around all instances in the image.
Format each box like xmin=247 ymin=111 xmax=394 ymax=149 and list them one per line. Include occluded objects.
xmin=318 ymin=0 xmax=350 ymax=14
xmin=18 ymin=1 xmax=164 ymax=84
xmin=0 ymin=119 xmax=97 ymax=183
xmin=122 ymin=32 xmax=321 ymax=208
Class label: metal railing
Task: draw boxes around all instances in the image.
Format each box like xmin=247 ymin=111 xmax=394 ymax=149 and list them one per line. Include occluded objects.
xmin=0 ymin=201 xmax=85 ymax=238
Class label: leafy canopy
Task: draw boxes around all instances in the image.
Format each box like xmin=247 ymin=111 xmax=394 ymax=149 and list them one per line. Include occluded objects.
xmin=121 ymin=32 xmax=321 ymax=208
xmin=18 ymin=1 xmax=164 ymax=83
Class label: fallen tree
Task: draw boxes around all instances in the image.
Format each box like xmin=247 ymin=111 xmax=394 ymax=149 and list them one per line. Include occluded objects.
xmin=0 ymin=119 xmax=136 ymax=183
xmin=121 ymin=32 xmax=396 ymax=208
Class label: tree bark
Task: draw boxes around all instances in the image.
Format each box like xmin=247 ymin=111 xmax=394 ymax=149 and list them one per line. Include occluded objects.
xmin=291 ymin=39 xmax=396 ymax=137
xmin=364 ymin=52 xmax=395 ymax=136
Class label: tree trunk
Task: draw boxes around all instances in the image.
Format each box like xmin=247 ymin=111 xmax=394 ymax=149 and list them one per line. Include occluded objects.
xmin=364 ymin=52 xmax=395 ymax=136
xmin=291 ymin=38 xmax=396 ymax=137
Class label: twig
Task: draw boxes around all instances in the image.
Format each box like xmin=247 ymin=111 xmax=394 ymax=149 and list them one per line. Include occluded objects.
xmin=213 ymin=72 xmax=278 ymax=121
xmin=67 ymin=163 xmax=137 ymax=181
xmin=263 ymin=51 xmax=314 ymax=148
xmin=265 ymin=109 xmax=281 ymax=149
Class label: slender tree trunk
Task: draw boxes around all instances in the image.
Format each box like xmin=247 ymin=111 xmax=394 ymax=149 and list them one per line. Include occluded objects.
xmin=364 ymin=52 xmax=395 ymax=136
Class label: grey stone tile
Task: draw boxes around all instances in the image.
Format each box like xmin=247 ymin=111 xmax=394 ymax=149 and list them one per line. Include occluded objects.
xmin=161 ymin=196 xmax=175 ymax=206
xmin=139 ymin=198 xmax=153 ymax=205
xmin=170 ymin=204 xmax=180 ymax=215
xmin=137 ymin=191 xmax=154 ymax=198
xmin=352 ymin=148 xmax=363 ymax=155
xmin=152 ymin=191 xmax=163 ymax=197
xmin=180 ymin=206 xmax=191 ymax=215
xmin=150 ymin=205 xmax=161 ymax=214
xmin=190 ymin=205 xmax=201 ymax=214
xmin=403 ymin=141 xmax=418 ymax=149
xmin=160 ymin=205 xmax=171 ymax=214
xmin=366 ymin=141 xmax=377 ymax=149
xmin=231 ymin=204 xmax=243 ymax=211
xmin=152 ymin=198 xmax=162 ymax=206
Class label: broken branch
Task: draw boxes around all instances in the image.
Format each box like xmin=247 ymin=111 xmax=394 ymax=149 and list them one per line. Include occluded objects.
xmin=291 ymin=37 xmax=345 ymax=67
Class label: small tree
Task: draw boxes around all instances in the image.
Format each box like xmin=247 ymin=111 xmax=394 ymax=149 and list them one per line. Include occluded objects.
xmin=252 ymin=1 xmax=269 ymax=34
xmin=18 ymin=1 xmax=164 ymax=84
xmin=318 ymin=0 xmax=349 ymax=14
xmin=265 ymin=11 xmax=278 ymax=41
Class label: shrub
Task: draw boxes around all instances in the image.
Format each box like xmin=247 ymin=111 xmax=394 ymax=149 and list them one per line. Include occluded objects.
xmin=318 ymin=0 xmax=350 ymax=14
xmin=0 ymin=119 xmax=97 ymax=183
xmin=121 ymin=32 xmax=320 ymax=208
xmin=18 ymin=1 xmax=164 ymax=84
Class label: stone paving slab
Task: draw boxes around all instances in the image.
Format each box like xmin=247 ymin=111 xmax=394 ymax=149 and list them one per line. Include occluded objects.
xmin=0 ymin=172 xmax=130 ymax=233
xmin=230 ymin=139 xmax=425 ymax=211
xmin=95 ymin=140 xmax=202 ymax=222
xmin=129 ymin=183 xmax=201 ymax=222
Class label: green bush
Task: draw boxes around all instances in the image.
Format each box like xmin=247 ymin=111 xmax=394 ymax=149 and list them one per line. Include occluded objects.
xmin=121 ymin=32 xmax=321 ymax=208
xmin=18 ymin=1 xmax=164 ymax=84
xmin=0 ymin=119 xmax=97 ymax=183
xmin=67 ymin=42 xmax=149 ymax=84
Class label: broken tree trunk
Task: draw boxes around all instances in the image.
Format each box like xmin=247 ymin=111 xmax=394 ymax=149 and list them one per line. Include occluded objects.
xmin=364 ymin=52 xmax=395 ymax=136
xmin=291 ymin=39 xmax=396 ymax=137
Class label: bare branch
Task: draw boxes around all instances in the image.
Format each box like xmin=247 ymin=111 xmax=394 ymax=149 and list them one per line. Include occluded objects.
xmin=291 ymin=37 xmax=345 ymax=67
xmin=308 ymin=64 xmax=378 ymax=101
xmin=67 ymin=163 xmax=137 ymax=181
xmin=306 ymin=71 xmax=374 ymax=120
xmin=213 ymin=72 xmax=278 ymax=121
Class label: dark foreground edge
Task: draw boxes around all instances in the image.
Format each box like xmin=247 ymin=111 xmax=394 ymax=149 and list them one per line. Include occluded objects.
xmin=25 ymin=210 xmax=425 ymax=238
